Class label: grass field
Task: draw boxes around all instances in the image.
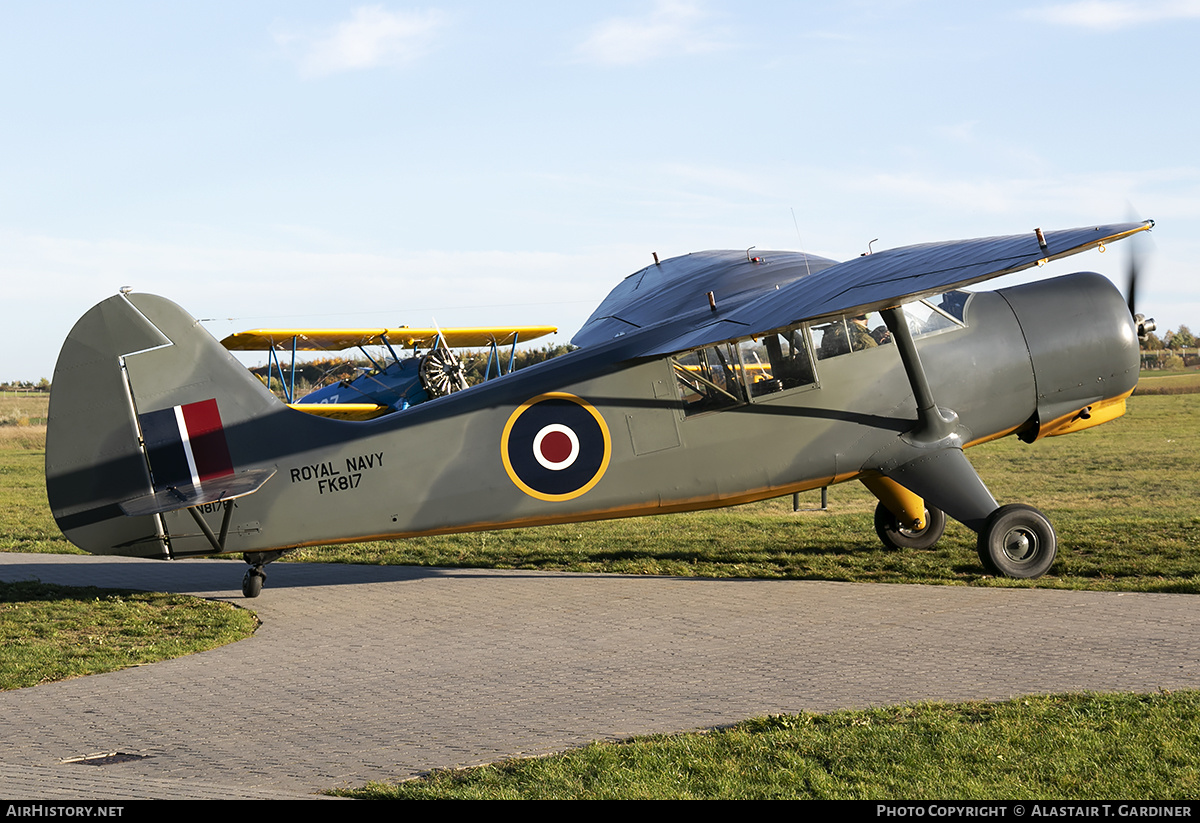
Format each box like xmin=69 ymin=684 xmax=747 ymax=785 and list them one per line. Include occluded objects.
xmin=1134 ymin=370 xmax=1200 ymax=394
xmin=0 ymin=391 xmax=48 ymax=427
xmin=0 ymin=580 xmax=257 ymax=690
xmin=337 ymin=692 xmax=1200 ymax=799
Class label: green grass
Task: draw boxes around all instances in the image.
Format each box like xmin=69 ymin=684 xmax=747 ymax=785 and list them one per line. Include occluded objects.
xmin=1134 ymin=369 xmax=1200 ymax=394
xmin=0 ymin=580 xmax=258 ymax=690
xmin=337 ymin=691 xmax=1200 ymax=799
xmin=0 ymin=425 xmax=78 ymax=554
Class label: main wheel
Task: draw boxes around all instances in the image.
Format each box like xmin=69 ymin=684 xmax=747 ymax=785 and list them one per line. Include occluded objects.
xmin=874 ymin=502 xmax=946 ymax=550
xmin=977 ymin=504 xmax=1056 ymax=578
xmin=242 ymin=568 xmax=265 ymax=598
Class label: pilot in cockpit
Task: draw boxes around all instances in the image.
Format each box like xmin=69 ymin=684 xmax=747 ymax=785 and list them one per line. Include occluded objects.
xmin=821 ymin=315 xmax=878 ymax=358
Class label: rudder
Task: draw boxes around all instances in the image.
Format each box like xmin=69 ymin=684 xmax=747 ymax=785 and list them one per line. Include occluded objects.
xmin=47 ymin=292 xmax=281 ymax=557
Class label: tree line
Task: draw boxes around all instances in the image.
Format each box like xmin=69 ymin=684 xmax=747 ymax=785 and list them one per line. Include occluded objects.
xmin=1142 ymin=324 xmax=1194 ymax=351
xmin=0 ymin=379 xmax=51 ymax=392
xmin=1140 ymin=325 xmax=1197 ymax=370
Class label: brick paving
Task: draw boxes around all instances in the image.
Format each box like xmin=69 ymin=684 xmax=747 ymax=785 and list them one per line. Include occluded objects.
xmin=2 ymin=552 xmax=1199 ymax=799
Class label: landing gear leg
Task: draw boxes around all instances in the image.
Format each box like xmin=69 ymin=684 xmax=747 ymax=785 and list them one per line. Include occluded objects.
xmin=241 ymin=550 xmax=289 ymax=598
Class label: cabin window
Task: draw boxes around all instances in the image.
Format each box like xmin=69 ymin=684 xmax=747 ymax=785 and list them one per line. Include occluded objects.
xmin=928 ymin=290 xmax=969 ymax=323
xmin=671 ymin=343 xmax=746 ymax=415
xmin=813 ymin=312 xmax=890 ymax=361
xmin=671 ymin=295 xmax=969 ymax=415
xmin=737 ymin=326 xmax=816 ymax=397
xmin=904 ymin=294 xmax=968 ymax=338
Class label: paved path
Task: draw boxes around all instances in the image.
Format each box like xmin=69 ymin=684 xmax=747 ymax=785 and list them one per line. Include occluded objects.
xmin=2 ymin=552 xmax=1199 ymax=799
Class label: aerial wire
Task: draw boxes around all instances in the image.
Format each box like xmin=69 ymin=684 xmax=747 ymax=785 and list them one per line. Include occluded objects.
xmin=791 ymin=207 xmax=812 ymax=278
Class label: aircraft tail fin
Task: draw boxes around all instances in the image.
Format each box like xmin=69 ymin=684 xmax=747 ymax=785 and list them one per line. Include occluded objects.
xmin=46 ymin=292 xmax=283 ymax=557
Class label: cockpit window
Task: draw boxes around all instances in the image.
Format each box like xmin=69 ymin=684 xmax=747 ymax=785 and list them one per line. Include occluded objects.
xmin=931 ymin=290 xmax=969 ymax=322
xmin=904 ymin=292 xmax=969 ymax=338
xmin=670 ymin=296 xmax=967 ymax=416
xmin=671 ymin=343 xmax=745 ymax=415
xmin=813 ymin=312 xmax=891 ymax=360
xmin=737 ymin=328 xmax=815 ymax=397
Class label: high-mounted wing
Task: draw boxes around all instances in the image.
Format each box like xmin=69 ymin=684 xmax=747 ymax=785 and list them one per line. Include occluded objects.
xmin=221 ymin=326 xmax=557 ymax=352
xmin=571 ymin=250 xmax=838 ymax=349
xmin=573 ymin=221 xmax=1153 ymax=357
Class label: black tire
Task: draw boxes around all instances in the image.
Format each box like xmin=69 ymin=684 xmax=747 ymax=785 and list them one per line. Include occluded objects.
xmin=242 ymin=568 xmax=264 ymax=598
xmin=874 ymin=502 xmax=946 ymax=550
xmin=977 ymin=504 xmax=1057 ymax=578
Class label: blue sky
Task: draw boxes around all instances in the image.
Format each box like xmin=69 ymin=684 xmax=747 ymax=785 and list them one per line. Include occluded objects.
xmin=3 ymin=1 xmax=1197 ymax=380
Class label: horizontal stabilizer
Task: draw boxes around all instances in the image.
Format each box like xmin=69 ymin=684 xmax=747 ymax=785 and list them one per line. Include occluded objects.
xmin=119 ymin=467 xmax=277 ymax=518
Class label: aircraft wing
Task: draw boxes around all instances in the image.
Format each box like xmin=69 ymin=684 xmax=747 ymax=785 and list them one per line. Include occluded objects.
xmin=285 ymin=402 xmax=390 ymax=421
xmin=571 ymin=250 xmax=839 ymax=349
xmin=221 ymin=326 xmax=558 ymax=352
xmin=574 ymin=221 xmax=1152 ymax=356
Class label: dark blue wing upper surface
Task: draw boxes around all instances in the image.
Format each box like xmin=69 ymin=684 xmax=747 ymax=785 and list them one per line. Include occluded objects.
xmin=571 ymin=249 xmax=838 ymax=348
xmin=572 ymin=221 xmax=1152 ymax=357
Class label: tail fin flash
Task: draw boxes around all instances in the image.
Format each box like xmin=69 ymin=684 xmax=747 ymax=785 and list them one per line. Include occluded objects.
xmin=47 ymin=293 xmax=280 ymax=557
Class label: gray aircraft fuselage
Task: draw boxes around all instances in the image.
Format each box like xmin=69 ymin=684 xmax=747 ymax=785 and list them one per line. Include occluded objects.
xmin=46 ymin=270 xmax=1138 ymax=564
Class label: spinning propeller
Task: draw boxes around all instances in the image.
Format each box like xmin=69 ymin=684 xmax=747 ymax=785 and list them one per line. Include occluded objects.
xmin=1125 ymin=214 xmax=1156 ymax=341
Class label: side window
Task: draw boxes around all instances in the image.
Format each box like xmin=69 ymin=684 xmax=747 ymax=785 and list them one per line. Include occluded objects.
xmin=814 ymin=312 xmax=891 ymax=361
xmin=740 ymin=327 xmax=815 ymax=397
xmin=812 ymin=318 xmax=848 ymax=360
xmin=671 ymin=343 xmax=745 ymax=415
xmin=903 ymin=295 xmax=968 ymax=339
xmin=930 ymin=290 xmax=970 ymax=323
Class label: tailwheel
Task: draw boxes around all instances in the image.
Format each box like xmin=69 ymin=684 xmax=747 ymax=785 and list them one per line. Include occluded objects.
xmin=240 ymin=550 xmax=288 ymax=597
xmin=874 ymin=502 xmax=946 ymax=550
xmin=977 ymin=504 xmax=1057 ymax=578
xmin=242 ymin=567 xmax=265 ymax=598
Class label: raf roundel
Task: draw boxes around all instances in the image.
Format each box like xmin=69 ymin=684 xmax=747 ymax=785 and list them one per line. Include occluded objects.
xmin=501 ymin=393 xmax=611 ymax=501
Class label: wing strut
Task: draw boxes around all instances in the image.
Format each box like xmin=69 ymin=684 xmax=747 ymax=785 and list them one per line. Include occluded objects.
xmin=879 ymin=306 xmax=957 ymax=445
xmin=186 ymin=498 xmax=236 ymax=553
xmin=872 ymin=306 xmax=998 ymax=532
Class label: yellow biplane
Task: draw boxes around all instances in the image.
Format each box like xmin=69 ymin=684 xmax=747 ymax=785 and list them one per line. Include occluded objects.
xmin=221 ymin=325 xmax=557 ymax=420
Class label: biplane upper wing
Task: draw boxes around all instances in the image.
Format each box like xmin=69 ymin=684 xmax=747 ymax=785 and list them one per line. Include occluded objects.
xmin=221 ymin=326 xmax=557 ymax=352
xmin=573 ymin=221 xmax=1152 ymax=356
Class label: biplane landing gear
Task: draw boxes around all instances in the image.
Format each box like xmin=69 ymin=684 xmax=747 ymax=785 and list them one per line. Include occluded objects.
xmin=977 ymin=504 xmax=1057 ymax=579
xmin=874 ymin=503 xmax=946 ymax=551
xmin=241 ymin=550 xmax=289 ymax=598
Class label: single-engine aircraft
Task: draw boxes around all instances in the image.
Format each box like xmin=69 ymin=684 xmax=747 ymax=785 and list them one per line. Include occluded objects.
xmin=45 ymin=220 xmax=1155 ymax=597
